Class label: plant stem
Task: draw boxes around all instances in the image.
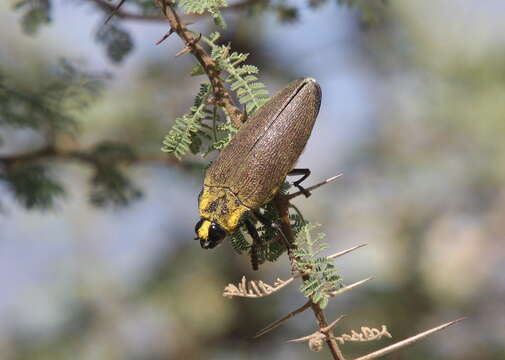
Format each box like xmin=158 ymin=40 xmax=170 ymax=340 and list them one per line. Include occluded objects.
xmin=156 ymin=1 xmax=245 ymax=127
xmin=273 ymin=193 xmax=346 ymax=360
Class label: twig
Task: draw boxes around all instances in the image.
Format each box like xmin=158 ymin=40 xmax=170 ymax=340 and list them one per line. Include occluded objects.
xmin=156 ymin=28 xmax=175 ymax=45
xmin=156 ymin=1 xmax=245 ymax=127
xmin=0 ymin=146 xmax=194 ymax=171
xmin=273 ymin=193 xmax=345 ymax=360
xmin=352 ymin=318 xmax=466 ymax=360
xmin=104 ymin=0 xmax=127 ymax=24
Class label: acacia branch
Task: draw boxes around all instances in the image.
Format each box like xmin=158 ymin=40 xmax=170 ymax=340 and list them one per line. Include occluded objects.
xmin=273 ymin=193 xmax=346 ymax=360
xmin=156 ymin=0 xmax=245 ymax=127
xmin=0 ymin=146 xmax=193 ymax=170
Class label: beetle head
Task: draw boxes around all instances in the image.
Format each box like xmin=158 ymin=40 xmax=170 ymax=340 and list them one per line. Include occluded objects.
xmin=194 ymin=218 xmax=227 ymax=249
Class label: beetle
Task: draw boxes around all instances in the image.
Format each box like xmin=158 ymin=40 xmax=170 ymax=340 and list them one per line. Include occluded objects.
xmin=195 ymin=77 xmax=322 ymax=251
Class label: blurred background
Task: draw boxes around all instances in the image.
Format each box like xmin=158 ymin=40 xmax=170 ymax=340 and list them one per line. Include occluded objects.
xmin=1 ymin=0 xmax=504 ymax=359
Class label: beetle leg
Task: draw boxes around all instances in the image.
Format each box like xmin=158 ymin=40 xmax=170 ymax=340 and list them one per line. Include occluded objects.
xmin=252 ymin=210 xmax=272 ymax=227
xmin=244 ymin=218 xmax=262 ymax=271
xmin=253 ymin=210 xmax=290 ymax=248
xmin=287 ymin=168 xmax=311 ymax=198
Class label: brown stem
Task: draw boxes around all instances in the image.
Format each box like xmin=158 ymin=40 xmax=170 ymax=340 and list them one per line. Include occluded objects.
xmin=156 ymin=1 xmax=244 ymax=127
xmin=273 ymin=193 xmax=345 ymax=360
xmin=0 ymin=146 xmax=193 ymax=171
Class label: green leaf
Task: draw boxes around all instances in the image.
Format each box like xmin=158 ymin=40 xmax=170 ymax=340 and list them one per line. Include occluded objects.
xmin=202 ymin=33 xmax=270 ymax=115
xmin=229 ymin=228 xmax=250 ymax=253
xmin=162 ymin=83 xmax=211 ymax=159
xmin=89 ymin=165 xmax=142 ymax=208
xmin=178 ymin=0 xmax=228 ymax=28
xmin=293 ymin=222 xmax=344 ymax=307
xmin=14 ymin=0 xmax=52 ymax=35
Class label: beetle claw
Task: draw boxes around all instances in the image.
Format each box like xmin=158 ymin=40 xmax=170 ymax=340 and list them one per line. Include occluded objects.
xmin=294 ymin=183 xmax=311 ymax=198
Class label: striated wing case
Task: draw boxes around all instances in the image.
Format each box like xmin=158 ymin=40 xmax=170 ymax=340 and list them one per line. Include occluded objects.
xmin=204 ymin=78 xmax=321 ymax=208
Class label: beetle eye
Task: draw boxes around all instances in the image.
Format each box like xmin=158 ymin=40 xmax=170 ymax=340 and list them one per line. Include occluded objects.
xmin=201 ymin=222 xmax=226 ymax=249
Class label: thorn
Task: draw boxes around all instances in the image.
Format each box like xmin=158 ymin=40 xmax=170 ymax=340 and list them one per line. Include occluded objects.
xmin=327 ymin=277 xmax=374 ymax=298
xmin=352 ymin=318 xmax=466 ymax=360
xmin=242 ymin=106 xmax=248 ymax=123
xmin=287 ymin=332 xmax=320 ymax=343
xmin=175 ymin=46 xmax=191 ymax=57
xmin=104 ymin=0 xmax=126 ymax=25
xmin=192 ymin=33 xmax=202 ymax=44
xmin=156 ymin=28 xmax=175 ymax=45
xmin=321 ymin=315 xmax=346 ymax=333
xmin=327 ymin=243 xmax=368 ymax=260
xmin=174 ymin=34 xmax=201 ymax=57
xmin=254 ymin=300 xmax=312 ymax=338
xmin=286 ymin=173 xmax=343 ymax=200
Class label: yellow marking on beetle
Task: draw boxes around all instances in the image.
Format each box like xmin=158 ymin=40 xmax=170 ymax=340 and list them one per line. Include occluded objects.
xmin=197 ymin=219 xmax=211 ymax=240
xmin=199 ymin=185 xmax=250 ymax=234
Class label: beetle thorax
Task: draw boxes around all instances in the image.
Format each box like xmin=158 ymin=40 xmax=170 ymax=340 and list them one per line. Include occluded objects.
xmin=199 ymin=185 xmax=250 ymax=233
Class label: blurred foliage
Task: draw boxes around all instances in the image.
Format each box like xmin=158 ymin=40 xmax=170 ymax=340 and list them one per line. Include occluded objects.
xmin=2 ymin=1 xmax=505 ymax=360
xmin=13 ymin=0 xmax=51 ymax=35
xmin=0 ymin=60 xmax=102 ymax=139
xmin=179 ymin=0 xmax=228 ymax=27
xmin=2 ymin=163 xmax=64 ymax=209
xmin=0 ymin=59 xmax=145 ymax=209
xmin=95 ymin=22 xmax=134 ymax=64
xmin=88 ymin=141 xmax=142 ymax=207
xmin=11 ymin=0 xmax=387 ymax=63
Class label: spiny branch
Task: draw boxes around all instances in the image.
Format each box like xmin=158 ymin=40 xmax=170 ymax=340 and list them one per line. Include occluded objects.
xmin=287 ymin=315 xmax=346 ymax=353
xmin=224 ymin=244 xmax=367 ymax=299
xmin=288 ymin=315 xmax=345 ymax=343
xmin=156 ymin=0 xmax=245 ymax=127
xmin=273 ymin=193 xmax=345 ymax=360
xmin=0 ymin=146 xmax=193 ymax=170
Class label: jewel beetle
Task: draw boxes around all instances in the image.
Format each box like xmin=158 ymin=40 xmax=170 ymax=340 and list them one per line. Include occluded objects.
xmin=195 ymin=77 xmax=322 ymax=250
